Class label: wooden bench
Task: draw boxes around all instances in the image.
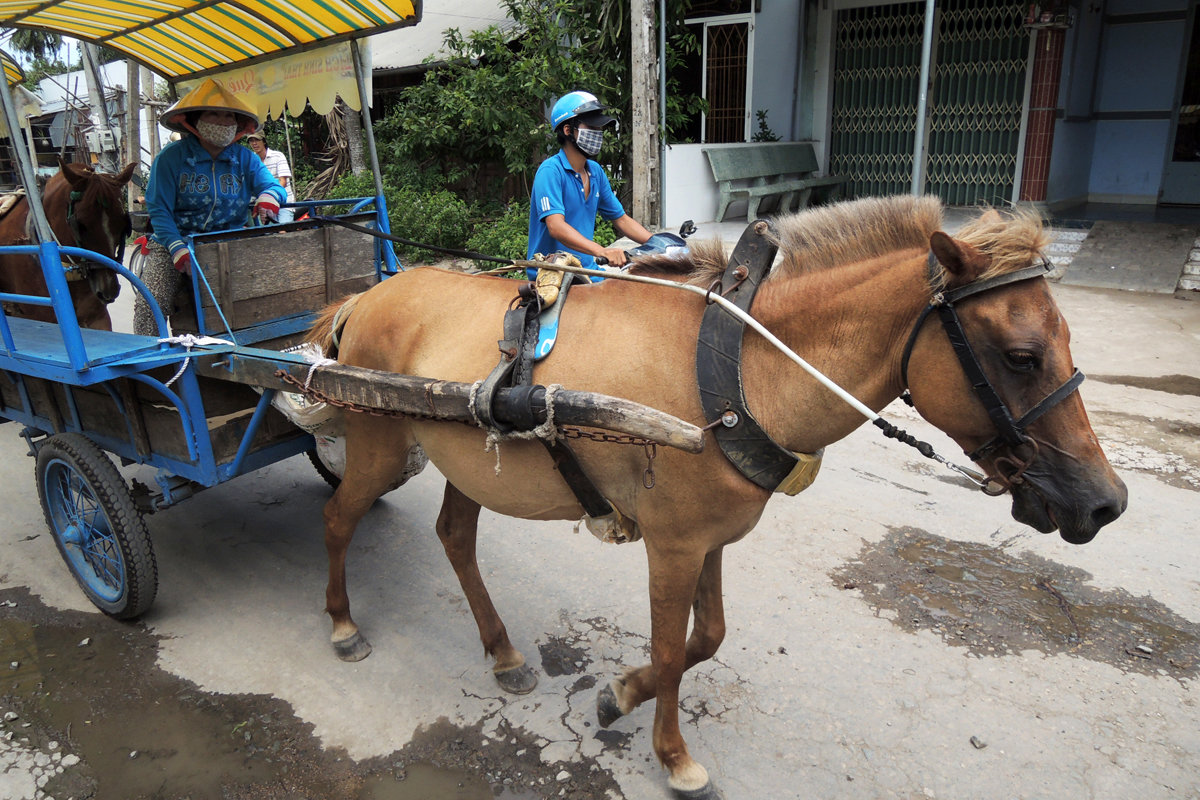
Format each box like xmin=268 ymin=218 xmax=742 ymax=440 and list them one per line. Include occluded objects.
xmin=703 ymin=142 xmax=846 ymax=222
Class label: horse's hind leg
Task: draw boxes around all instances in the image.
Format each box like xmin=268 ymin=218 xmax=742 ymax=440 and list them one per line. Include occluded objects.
xmin=322 ymin=417 xmax=415 ymax=662
xmin=436 ymin=481 xmax=537 ymax=694
xmin=598 ymin=547 xmax=726 ymax=799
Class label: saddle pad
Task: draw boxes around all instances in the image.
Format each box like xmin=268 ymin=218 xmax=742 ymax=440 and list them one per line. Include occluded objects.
xmin=534 ymin=275 xmax=577 ymax=360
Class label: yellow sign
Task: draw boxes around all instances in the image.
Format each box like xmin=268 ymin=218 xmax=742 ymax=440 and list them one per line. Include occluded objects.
xmin=178 ymin=41 xmax=369 ymax=121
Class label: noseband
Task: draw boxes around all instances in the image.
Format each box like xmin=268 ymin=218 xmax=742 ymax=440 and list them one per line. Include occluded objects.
xmin=899 ymin=252 xmax=1084 ymax=492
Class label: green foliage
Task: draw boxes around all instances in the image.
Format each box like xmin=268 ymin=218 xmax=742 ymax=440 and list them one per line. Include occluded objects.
xmin=464 ymin=200 xmax=528 ymax=268
xmin=375 ymin=0 xmax=699 ymax=204
xmin=390 ymin=187 xmax=474 ymax=265
xmin=751 ymin=110 xmax=781 ymax=143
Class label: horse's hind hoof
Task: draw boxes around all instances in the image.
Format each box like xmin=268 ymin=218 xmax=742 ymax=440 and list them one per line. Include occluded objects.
xmin=494 ymin=664 xmax=537 ymax=694
xmin=333 ymin=631 xmax=372 ymax=662
xmin=596 ymin=682 xmax=625 ymax=728
xmin=673 ymin=781 xmax=724 ymax=800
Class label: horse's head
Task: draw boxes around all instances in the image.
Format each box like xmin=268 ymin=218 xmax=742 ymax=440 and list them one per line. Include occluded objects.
xmin=46 ymin=158 xmax=138 ymax=304
xmin=903 ymin=208 xmax=1127 ymax=544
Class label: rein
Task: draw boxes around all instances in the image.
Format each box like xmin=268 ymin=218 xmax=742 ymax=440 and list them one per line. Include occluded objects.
xmin=899 ymin=252 xmax=1084 ymax=491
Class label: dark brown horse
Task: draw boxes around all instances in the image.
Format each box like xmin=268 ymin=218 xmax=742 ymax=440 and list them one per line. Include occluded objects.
xmin=0 ymin=158 xmax=136 ymax=330
xmin=307 ymin=196 xmax=1127 ymax=799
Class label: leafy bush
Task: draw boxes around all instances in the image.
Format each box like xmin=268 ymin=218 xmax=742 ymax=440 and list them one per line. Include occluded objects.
xmin=389 ymin=187 xmax=474 ymax=265
xmin=465 ymin=200 xmax=528 ymax=268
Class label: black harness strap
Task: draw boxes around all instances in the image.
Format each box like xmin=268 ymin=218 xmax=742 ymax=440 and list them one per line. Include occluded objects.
xmin=900 ymin=252 xmax=1086 ymax=467
xmin=695 ymin=220 xmax=798 ymax=491
xmin=470 ymin=280 xmax=614 ymax=518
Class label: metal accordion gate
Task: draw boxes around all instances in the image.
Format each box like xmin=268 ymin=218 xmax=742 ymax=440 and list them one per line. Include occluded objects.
xmin=828 ymin=0 xmax=1030 ymax=206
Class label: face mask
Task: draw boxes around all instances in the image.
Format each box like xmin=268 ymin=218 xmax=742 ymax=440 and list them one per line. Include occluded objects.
xmin=196 ymin=120 xmax=237 ymax=148
xmin=573 ymin=127 xmax=604 ymax=157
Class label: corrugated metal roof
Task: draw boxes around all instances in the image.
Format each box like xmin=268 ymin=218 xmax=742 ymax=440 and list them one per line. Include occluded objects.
xmin=370 ymin=0 xmax=510 ymax=71
xmin=0 ymin=0 xmax=420 ymax=81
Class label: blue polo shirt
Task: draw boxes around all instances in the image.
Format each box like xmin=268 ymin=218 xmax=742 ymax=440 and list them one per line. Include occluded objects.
xmin=527 ymin=149 xmax=625 ymax=278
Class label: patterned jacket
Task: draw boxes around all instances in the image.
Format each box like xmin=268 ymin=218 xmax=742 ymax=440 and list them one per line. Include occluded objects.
xmin=146 ymin=136 xmax=285 ymax=258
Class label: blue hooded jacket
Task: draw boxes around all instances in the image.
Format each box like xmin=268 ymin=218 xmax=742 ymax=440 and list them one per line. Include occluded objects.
xmin=146 ymin=135 xmax=285 ymax=258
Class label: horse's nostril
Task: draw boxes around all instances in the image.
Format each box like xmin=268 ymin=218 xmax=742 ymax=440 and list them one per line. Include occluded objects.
xmin=1090 ymin=500 xmax=1123 ymax=530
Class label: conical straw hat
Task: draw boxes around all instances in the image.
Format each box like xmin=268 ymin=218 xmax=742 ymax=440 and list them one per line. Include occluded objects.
xmin=162 ymin=78 xmax=259 ymax=136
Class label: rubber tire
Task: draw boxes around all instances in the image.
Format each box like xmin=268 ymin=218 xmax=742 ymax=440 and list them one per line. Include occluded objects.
xmin=307 ymin=447 xmax=340 ymax=490
xmin=35 ymin=433 xmax=158 ymax=619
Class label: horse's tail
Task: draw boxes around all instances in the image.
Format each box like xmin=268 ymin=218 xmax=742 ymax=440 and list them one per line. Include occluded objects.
xmin=305 ymin=292 xmax=365 ymax=359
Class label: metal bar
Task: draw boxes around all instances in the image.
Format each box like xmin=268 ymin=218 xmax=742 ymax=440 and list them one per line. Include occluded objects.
xmin=911 ymin=0 xmax=936 ymax=195
xmin=0 ymin=79 xmax=53 ymax=242
xmin=226 ymin=386 xmax=277 ymax=479
xmin=350 ymin=39 xmax=398 ymax=273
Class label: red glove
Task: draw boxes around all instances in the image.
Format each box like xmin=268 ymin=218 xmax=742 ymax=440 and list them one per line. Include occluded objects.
xmin=135 ymin=235 xmax=150 ymax=256
xmin=172 ymin=249 xmax=192 ymax=275
xmin=254 ymin=193 xmax=280 ymax=223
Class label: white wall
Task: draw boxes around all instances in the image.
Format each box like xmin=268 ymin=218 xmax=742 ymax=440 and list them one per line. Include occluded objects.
xmin=663 ymin=143 xmax=721 ymax=227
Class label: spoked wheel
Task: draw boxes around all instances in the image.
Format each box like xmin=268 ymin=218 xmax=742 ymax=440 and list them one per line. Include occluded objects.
xmin=35 ymin=433 xmax=158 ymax=619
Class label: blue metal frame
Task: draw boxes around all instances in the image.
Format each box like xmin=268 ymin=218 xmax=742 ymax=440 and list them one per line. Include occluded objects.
xmin=0 ymin=238 xmax=320 ymax=508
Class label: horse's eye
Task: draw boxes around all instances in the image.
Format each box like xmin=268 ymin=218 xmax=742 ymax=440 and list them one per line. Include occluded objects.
xmin=1005 ymin=350 xmax=1039 ymax=371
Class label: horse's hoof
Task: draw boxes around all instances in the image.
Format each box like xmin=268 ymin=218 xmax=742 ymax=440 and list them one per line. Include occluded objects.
xmin=673 ymin=781 xmax=724 ymax=800
xmin=596 ymin=683 xmax=625 ymax=728
xmin=333 ymin=631 xmax=372 ymax=662
xmin=494 ymin=663 xmax=537 ymax=694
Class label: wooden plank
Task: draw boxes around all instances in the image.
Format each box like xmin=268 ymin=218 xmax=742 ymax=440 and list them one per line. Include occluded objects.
xmin=118 ymin=378 xmax=153 ymax=458
xmin=192 ymin=354 xmax=705 ymax=454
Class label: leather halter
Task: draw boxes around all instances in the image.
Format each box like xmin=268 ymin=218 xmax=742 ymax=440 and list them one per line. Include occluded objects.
xmin=899 ymin=252 xmax=1084 ymax=480
xmin=67 ymin=188 xmax=131 ymax=270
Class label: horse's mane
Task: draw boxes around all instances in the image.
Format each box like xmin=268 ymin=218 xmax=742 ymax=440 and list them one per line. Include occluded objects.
xmin=630 ymin=196 xmax=1049 ymax=289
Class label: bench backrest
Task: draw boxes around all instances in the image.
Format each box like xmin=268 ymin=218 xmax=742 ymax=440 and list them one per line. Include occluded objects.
xmin=703 ymin=142 xmax=821 ymax=182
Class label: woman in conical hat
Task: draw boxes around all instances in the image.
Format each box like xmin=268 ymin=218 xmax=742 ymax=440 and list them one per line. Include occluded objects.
xmin=135 ymin=78 xmax=287 ymax=336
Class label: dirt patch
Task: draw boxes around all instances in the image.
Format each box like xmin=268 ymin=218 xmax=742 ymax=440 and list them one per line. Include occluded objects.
xmin=831 ymin=528 xmax=1200 ymax=682
xmin=1088 ymin=409 xmax=1200 ymax=491
xmin=0 ymin=587 xmax=622 ymax=799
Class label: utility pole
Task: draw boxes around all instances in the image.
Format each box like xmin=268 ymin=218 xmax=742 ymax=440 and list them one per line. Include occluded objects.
xmin=80 ymin=43 xmax=120 ymax=173
xmin=126 ymin=60 xmax=140 ymax=206
xmin=630 ymin=0 xmax=660 ymax=226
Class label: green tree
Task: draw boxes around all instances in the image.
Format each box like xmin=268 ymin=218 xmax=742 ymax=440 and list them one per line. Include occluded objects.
xmin=377 ymin=0 xmax=701 ymax=205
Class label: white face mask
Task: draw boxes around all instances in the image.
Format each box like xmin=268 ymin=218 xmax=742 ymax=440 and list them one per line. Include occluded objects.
xmin=573 ymin=127 xmax=604 ymax=157
xmin=196 ymin=119 xmax=237 ymax=148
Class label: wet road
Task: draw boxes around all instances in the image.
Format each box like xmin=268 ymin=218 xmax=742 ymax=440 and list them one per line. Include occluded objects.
xmin=0 ymin=282 xmax=1197 ymax=799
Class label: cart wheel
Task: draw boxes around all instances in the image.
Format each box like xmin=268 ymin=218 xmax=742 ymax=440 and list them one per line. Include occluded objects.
xmin=307 ymin=447 xmax=340 ymax=490
xmin=35 ymin=433 xmax=158 ymax=619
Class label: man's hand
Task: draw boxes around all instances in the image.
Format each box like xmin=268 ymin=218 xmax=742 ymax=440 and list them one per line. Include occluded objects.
xmin=254 ymin=193 xmax=280 ymax=223
xmin=598 ymin=246 xmax=628 ymax=267
xmin=172 ymin=249 xmax=192 ymax=275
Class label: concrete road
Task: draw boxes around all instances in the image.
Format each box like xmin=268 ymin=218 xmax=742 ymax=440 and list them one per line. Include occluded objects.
xmin=0 ymin=280 xmax=1197 ymax=799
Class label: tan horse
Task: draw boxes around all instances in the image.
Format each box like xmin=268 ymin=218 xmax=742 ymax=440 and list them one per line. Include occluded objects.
xmin=0 ymin=158 xmax=136 ymax=330
xmin=307 ymin=196 xmax=1126 ymax=799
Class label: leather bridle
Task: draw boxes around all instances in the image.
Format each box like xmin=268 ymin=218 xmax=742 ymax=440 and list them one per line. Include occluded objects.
xmin=899 ymin=252 xmax=1085 ymax=493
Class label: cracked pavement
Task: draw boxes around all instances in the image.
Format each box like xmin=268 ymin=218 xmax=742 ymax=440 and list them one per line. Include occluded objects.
xmin=0 ymin=282 xmax=1197 ymax=798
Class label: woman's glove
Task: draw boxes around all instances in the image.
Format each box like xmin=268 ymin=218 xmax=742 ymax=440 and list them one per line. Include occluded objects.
xmin=172 ymin=248 xmax=192 ymax=275
xmin=254 ymin=193 xmax=280 ymax=223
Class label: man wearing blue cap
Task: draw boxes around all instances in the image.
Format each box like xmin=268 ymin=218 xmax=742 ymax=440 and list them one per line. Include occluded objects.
xmin=527 ymin=91 xmax=653 ymax=279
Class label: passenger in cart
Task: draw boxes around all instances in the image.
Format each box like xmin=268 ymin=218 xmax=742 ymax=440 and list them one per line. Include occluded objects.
xmin=134 ymin=78 xmax=286 ymax=336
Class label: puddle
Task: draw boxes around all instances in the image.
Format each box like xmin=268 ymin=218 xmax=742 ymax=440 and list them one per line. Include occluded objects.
xmin=831 ymin=528 xmax=1200 ymax=681
xmin=1090 ymin=373 xmax=1200 ymax=396
xmin=0 ymin=587 xmax=617 ymax=799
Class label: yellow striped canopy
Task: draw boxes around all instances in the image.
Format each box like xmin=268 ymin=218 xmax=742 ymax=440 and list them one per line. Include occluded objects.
xmin=1 ymin=47 xmax=22 ymax=86
xmin=0 ymin=0 xmax=420 ymax=81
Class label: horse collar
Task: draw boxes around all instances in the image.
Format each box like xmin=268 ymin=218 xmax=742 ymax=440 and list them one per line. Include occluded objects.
xmin=696 ymin=220 xmax=812 ymax=493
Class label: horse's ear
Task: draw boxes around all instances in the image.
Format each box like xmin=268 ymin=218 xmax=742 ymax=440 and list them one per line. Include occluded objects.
xmin=116 ymin=162 xmax=138 ymax=184
xmin=930 ymin=231 xmax=988 ymax=283
xmin=57 ymin=157 xmax=93 ymax=188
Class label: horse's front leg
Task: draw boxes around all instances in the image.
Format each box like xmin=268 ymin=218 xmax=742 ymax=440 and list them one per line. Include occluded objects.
xmin=600 ymin=547 xmax=725 ymax=799
xmin=323 ymin=418 xmax=417 ymax=662
xmin=436 ymin=481 xmax=537 ymax=694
